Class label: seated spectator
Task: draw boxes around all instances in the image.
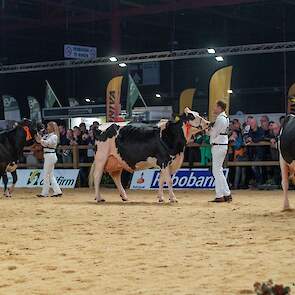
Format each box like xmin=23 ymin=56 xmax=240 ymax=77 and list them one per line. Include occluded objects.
xmin=245 ymin=117 xmax=265 ymax=186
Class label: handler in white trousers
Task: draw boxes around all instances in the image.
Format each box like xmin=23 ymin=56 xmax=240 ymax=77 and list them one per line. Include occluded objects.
xmin=208 ymin=100 xmax=232 ymax=203
xmin=37 ymin=121 xmax=62 ymax=198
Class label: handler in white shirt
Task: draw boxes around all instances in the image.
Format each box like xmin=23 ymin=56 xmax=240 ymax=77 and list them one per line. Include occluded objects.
xmin=37 ymin=121 xmax=62 ymax=198
xmin=208 ymin=100 xmax=232 ymax=202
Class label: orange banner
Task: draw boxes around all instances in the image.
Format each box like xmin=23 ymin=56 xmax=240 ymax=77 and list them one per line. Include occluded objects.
xmin=208 ymin=66 xmax=233 ymax=121
xmin=179 ymin=88 xmax=195 ymax=114
xmin=106 ymin=76 xmax=123 ymax=122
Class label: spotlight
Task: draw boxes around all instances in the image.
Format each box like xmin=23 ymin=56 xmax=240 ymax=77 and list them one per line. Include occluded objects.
xmin=227 ymin=89 xmax=233 ymax=94
xmin=85 ymin=98 xmax=91 ymax=103
xmin=215 ymin=56 xmax=224 ymax=62
xmin=109 ymin=56 xmax=118 ymax=62
xmin=119 ymin=63 xmax=127 ymax=67
xmin=155 ymin=93 xmax=161 ymax=98
xmin=207 ymin=48 xmax=216 ymax=54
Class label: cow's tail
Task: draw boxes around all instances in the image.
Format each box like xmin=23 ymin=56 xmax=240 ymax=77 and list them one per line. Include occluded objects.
xmin=88 ymin=162 xmax=96 ymax=188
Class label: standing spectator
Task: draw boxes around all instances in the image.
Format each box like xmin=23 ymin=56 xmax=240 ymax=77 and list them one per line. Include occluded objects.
xmin=260 ymin=115 xmax=271 ymax=139
xmin=58 ymin=125 xmax=70 ymax=163
xmin=229 ymin=130 xmax=247 ymax=189
xmin=245 ymin=117 xmax=265 ymax=186
xmin=280 ymin=115 xmax=285 ymax=126
xmin=87 ymin=129 xmax=96 ymax=162
xmin=79 ymin=122 xmax=88 ymax=135
xmin=269 ymin=122 xmax=281 ymax=185
xmin=232 ymin=119 xmax=242 ymax=132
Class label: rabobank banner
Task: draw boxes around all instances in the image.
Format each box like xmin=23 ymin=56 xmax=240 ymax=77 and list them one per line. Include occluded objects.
xmin=0 ymin=169 xmax=79 ymax=189
xmin=130 ymin=168 xmax=229 ymax=190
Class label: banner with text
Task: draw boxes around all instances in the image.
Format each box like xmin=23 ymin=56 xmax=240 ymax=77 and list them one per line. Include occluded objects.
xmin=106 ymin=76 xmax=123 ymax=122
xmin=179 ymin=88 xmax=195 ymax=114
xmin=130 ymin=168 xmax=229 ymax=190
xmin=0 ymin=169 xmax=79 ymax=188
xmin=208 ymin=66 xmax=232 ymax=121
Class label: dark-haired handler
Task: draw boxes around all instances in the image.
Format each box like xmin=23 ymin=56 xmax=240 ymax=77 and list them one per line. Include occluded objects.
xmin=208 ymin=100 xmax=232 ymax=203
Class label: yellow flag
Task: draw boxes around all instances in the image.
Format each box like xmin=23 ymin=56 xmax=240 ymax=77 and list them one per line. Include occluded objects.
xmin=288 ymin=83 xmax=295 ymax=113
xmin=208 ymin=66 xmax=233 ymax=121
xmin=106 ymin=76 xmax=123 ymax=122
xmin=179 ymin=88 xmax=195 ymax=114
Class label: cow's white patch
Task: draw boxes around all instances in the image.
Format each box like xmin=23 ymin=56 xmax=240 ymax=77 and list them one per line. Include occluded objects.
xmin=135 ymin=157 xmax=160 ymax=170
xmin=98 ymin=122 xmax=129 ymax=132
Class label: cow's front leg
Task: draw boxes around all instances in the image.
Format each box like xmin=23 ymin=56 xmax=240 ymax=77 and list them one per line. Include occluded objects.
xmin=280 ymin=155 xmax=291 ymax=210
xmin=162 ymin=167 xmax=177 ymax=203
xmin=110 ymin=170 xmax=128 ymax=201
xmin=157 ymin=170 xmax=165 ymax=203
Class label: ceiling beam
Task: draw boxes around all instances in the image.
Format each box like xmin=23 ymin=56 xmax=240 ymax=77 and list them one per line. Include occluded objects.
xmin=2 ymin=0 xmax=262 ymax=32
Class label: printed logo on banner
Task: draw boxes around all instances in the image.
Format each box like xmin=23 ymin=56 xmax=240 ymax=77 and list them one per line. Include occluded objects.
xmin=130 ymin=168 xmax=229 ymax=190
xmin=0 ymin=169 xmax=80 ymax=189
xmin=27 ymin=170 xmax=41 ymax=185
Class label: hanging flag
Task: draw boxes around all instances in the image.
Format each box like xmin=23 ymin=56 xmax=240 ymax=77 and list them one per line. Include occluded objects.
xmin=126 ymin=74 xmax=147 ymax=117
xmin=68 ymin=97 xmax=79 ymax=107
xmin=45 ymin=80 xmax=62 ymax=108
xmin=27 ymin=96 xmax=42 ymax=121
xmin=208 ymin=66 xmax=233 ymax=121
xmin=106 ymin=76 xmax=123 ymax=122
xmin=2 ymin=95 xmax=21 ymax=121
xmin=179 ymin=88 xmax=196 ymax=114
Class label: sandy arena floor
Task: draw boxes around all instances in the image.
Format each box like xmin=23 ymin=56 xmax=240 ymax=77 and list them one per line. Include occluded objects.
xmin=0 ymin=188 xmax=294 ymax=295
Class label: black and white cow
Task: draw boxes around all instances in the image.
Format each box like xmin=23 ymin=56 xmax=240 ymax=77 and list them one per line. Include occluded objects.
xmin=89 ymin=108 xmax=210 ymax=203
xmin=0 ymin=120 xmax=39 ymax=184
xmin=279 ymin=114 xmax=295 ymax=210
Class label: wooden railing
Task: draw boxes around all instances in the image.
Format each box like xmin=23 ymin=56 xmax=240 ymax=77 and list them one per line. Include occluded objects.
xmin=20 ymin=142 xmax=280 ymax=169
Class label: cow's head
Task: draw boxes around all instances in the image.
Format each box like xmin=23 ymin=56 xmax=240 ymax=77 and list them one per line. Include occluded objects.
xmin=19 ymin=118 xmax=41 ymax=146
xmin=180 ymin=108 xmax=210 ymax=141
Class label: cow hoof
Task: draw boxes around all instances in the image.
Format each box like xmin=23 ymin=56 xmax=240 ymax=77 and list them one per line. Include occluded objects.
xmin=282 ymin=207 xmax=293 ymax=212
xmin=96 ymin=199 xmax=106 ymax=203
xmin=122 ymin=198 xmax=128 ymax=202
xmin=169 ymin=199 xmax=178 ymax=203
xmin=158 ymin=199 xmax=164 ymax=203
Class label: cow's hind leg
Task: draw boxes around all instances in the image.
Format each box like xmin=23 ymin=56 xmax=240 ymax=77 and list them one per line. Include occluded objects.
xmin=110 ymin=170 xmax=128 ymax=201
xmin=280 ymin=155 xmax=290 ymax=210
xmin=158 ymin=170 xmax=165 ymax=203
xmin=93 ymin=154 xmax=109 ymax=202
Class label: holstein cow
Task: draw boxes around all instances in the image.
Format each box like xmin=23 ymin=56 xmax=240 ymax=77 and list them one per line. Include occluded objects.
xmin=0 ymin=120 xmax=39 ymax=188
xmin=89 ymin=108 xmax=210 ymax=203
xmin=279 ymin=114 xmax=295 ymax=210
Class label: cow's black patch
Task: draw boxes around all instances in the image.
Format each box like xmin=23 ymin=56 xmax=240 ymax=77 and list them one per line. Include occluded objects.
xmin=280 ymin=114 xmax=295 ymax=164
xmin=95 ymin=124 xmax=120 ymax=142
xmin=115 ymin=121 xmax=186 ymax=169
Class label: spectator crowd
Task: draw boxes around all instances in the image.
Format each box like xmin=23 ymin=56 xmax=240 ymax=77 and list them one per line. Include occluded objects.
xmin=23 ymin=115 xmax=285 ymax=189
xmin=190 ymin=115 xmax=285 ymax=189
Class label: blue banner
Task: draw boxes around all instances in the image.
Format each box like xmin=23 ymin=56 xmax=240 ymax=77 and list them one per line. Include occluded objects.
xmin=130 ymin=168 xmax=229 ymax=190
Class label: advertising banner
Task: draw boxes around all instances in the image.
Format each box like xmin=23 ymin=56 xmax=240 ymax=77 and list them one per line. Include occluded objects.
xmin=106 ymin=76 xmax=123 ymax=122
xmin=0 ymin=169 xmax=79 ymax=189
xmin=209 ymin=66 xmax=232 ymax=121
xmin=130 ymin=168 xmax=229 ymax=190
xmin=179 ymin=88 xmax=195 ymax=114
xmin=64 ymin=44 xmax=97 ymax=60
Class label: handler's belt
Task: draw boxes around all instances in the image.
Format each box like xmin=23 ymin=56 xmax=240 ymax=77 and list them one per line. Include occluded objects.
xmin=212 ymin=143 xmax=228 ymax=146
xmin=219 ymin=133 xmax=228 ymax=135
xmin=44 ymin=151 xmax=56 ymax=154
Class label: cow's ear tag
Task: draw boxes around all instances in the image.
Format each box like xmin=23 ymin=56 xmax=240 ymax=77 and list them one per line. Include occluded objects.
xmin=175 ymin=116 xmax=180 ymax=122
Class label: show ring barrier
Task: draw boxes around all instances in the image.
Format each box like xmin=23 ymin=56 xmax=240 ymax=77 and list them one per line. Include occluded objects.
xmin=19 ymin=142 xmax=279 ymax=169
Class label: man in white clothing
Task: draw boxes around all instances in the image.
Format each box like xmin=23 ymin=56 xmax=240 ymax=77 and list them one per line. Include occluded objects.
xmin=208 ymin=100 xmax=232 ymax=203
